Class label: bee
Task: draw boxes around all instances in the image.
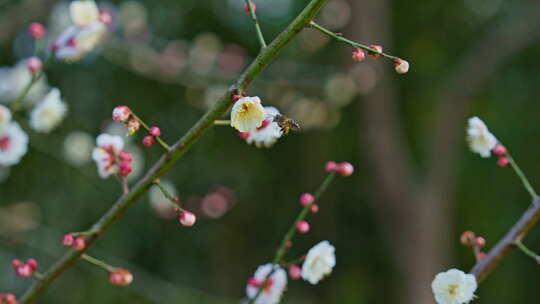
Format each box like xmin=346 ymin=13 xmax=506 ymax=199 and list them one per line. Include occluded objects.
xmin=273 ymin=114 xmax=301 ymax=135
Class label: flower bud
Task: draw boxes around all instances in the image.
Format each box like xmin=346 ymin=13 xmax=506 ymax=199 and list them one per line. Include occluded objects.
xmin=149 ymin=126 xmax=161 ymax=137
xmin=497 ymin=157 xmax=509 ymax=168
xmin=325 ymin=161 xmax=338 ymax=172
xmin=118 ymin=161 xmax=132 ymax=177
xmin=310 ymin=204 xmax=319 ymax=214
xmin=99 ymin=10 xmax=112 ymax=25
xmin=493 ymin=144 xmax=507 ymax=156
xmin=299 ymin=193 xmax=314 ymax=207
xmin=109 ymin=268 xmax=133 ymax=286
xmin=0 ymin=293 xmax=17 ymax=304
xmin=296 ymin=220 xmax=310 ymax=234
xmin=352 ymin=48 xmax=365 ymax=62
xmin=142 ymin=136 xmax=155 ymax=147
xmin=119 ymin=151 xmax=133 ymax=162
xmin=460 ymin=230 xmax=476 ymax=247
xmin=475 ymin=237 xmax=486 ymax=248
xmin=11 ymin=259 xmax=22 ymax=268
xmin=285 ymin=241 xmax=293 ymax=248
xmin=126 ymin=118 xmax=140 ymax=136
xmin=62 ymin=233 xmax=75 ymax=246
xmin=26 ymin=57 xmax=42 ymax=74
xmin=288 ymin=265 xmax=301 ymax=280
xmin=28 ymin=22 xmax=45 ymax=39
xmin=14 ymin=264 xmax=33 ymax=277
xmin=179 ymin=211 xmax=196 ymax=227
xmin=232 ymin=94 xmax=242 ymax=101
xmin=73 ymin=236 xmax=86 ymax=251
xmin=26 ymin=259 xmax=38 ymax=271
xmin=337 ymin=162 xmax=354 ymax=177
xmin=478 ymin=252 xmax=487 ymax=260
xmin=112 ymin=106 xmax=131 ymax=123
xmin=243 ymin=2 xmax=256 ymax=15
xmin=368 ymin=45 xmax=383 ymax=58
xmin=394 ymin=58 xmax=409 ymax=74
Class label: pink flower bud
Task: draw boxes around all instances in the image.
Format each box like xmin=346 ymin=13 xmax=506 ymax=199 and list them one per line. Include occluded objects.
xmin=288 ymin=265 xmax=301 ymax=280
xmin=460 ymin=230 xmax=476 ymax=247
xmin=296 ymin=220 xmax=310 ymax=234
xmin=127 ymin=118 xmax=140 ymax=136
xmin=337 ymin=162 xmax=354 ymax=177
xmin=232 ymin=94 xmax=243 ymax=101
xmin=243 ymin=2 xmax=256 ymax=15
xmin=179 ymin=211 xmax=196 ymax=227
xmin=239 ymin=132 xmax=251 ymax=139
xmin=26 ymin=259 xmax=38 ymax=271
xmin=112 ymin=106 xmax=131 ymax=122
xmin=15 ymin=264 xmax=33 ymax=277
xmin=0 ymin=293 xmax=17 ymax=304
xmin=478 ymin=252 xmax=487 ymax=260
xmin=109 ymin=268 xmax=133 ymax=286
xmin=118 ymin=161 xmax=132 ymax=177
xmin=149 ymin=126 xmax=161 ymax=137
xmin=142 ymin=136 xmax=155 ymax=147
xmin=11 ymin=259 xmax=22 ymax=268
xmin=475 ymin=237 xmax=486 ymax=248
xmin=493 ymin=144 xmax=507 ymax=156
xmin=497 ymin=157 xmax=509 ymax=168
xmin=63 ymin=233 xmax=75 ymax=246
xmin=325 ymin=161 xmax=338 ymax=172
xmin=119 ymin=151 xmax=133 ymax=162
xmin=73 ymin=236 xmax=86 ymax=251
xmin=26 ymin=57 xmax=42 ymax=73
xmin=352 ymin=48 xmax=365 ymax=62
xmin=99 ymin=10 xmax=113 ymax=25
xmin=368 ymin=45 xmax=383 ymax=58
xmin=285 ymin=241 xmax=293 ymax=248
xmin=28 ymin=22 xmax=45 ymax=39
xmin=299 ymin=193 xmax=314 ymax=207
xmin=310 ymin=204 xmax=319 ymax=214
xmin=394 ymin=58 xmax=410 ymax=74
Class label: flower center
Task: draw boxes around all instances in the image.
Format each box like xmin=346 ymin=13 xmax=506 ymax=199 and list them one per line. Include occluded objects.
xmin=448 ymin=284 xmax=459 ymax=296
xmin=0 ymin=136 xmax=11 ymax=151
xmin=240 ymin=103 xmax=251 ymax=114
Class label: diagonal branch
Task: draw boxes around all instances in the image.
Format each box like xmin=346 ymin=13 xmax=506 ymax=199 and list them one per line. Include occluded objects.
xmin=18 ymin=0 xmax=329 ymax=302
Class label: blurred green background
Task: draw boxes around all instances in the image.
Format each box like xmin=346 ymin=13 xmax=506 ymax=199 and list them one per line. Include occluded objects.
xmin=1 ymin=0 xmax=540 ymax=303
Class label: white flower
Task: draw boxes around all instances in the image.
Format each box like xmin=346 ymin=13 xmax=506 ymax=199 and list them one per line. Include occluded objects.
xmin=0 ymin=105 xmax=12 ymax=132
xmin=432 ymin=269 xmax=477 ymax=304
xmin=54 ymin=22 xmax=107 ymax=61
xmin=244 ymin=107 xmax=283 ymax=148
xmin=92 ymin=134 xmax=124 ymax=178
xmin=0 ymin=122 xmax=29 ymax=166
xmin=230 ymin=96 xmax=266 ymax=132
xmin=29 ymin=88 xmax=68 ymax=133
xmin=70 ymin=1 xmax=100 ymax=27
xmin=246 ymin=264 xmax=287 ymax=304
xmin=467 ymin=117 xmax=497 ymax=158
xmin=0 ymin=61 xmax=48 ymax=105
xmin=301 ymin=240 xmax=336 ymax=285
xmin=63 ymin=131 xmax=94 ymax=166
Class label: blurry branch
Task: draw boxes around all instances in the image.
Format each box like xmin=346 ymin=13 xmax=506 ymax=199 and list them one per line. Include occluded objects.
xmin=470 ymin=197 xmax=540 ymax=282
xmin=18 ymin=0 xmax=330 ymax=302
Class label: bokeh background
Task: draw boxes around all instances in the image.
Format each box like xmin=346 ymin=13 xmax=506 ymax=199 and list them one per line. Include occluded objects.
xmin=1 ymin=0 xmax=540 ymax=303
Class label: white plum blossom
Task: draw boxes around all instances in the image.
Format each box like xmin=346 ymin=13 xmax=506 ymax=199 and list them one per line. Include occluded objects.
xmin=92 ymin=134 xmax=124 ymax=178
xmin=0 ymin=122 xmax=29 ymax=166
xmin=230 ymin=96 xmax=266 ymax=132
xmin=29 ymin=88 xmax=68 ymax=133
xmin=0 ymin=105 xmax=12 ymax=131
xmin=69 ymin=0 xmax=100 ymax=27
xmin=243 ymin=106 xmax=283 ymax=148
xmin=432 ymin=269 xmax=477 ymax=304
xmin=246 ymin=264 xmax=287 ymax=304
xmin=0 ymin=60 xmax=48 ymax=105
xmin=63 ymin=131 xmax=94 ymax=166
xmin=467 ymin=116 xmax=497 ymax=158
xmin=301 ymin=240 xmax=336 ymax=285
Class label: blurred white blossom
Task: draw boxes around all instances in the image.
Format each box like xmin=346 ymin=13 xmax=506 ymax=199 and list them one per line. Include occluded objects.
xmin=63 ymin=131 xmax=94 ymax=166
xmin=467 ymin=117 xmax=497 ymax=158
xmin=0 ymin=60 xmax=48 ymax=105
xmin=432 ymin=269 xmax=477 ymax=304
xmin=244 ymin=106 xmax=283 ymax=148
xmin=92 ymin=133 xmax=124 ymax=178
xmin=0 ymin=105 xmax=12 ymax=132
xmin=301 ymin=241 xmax=336 ymax=285
xmin=0 ymin=122 xmax=29 ymax=166
xmin=29 ymin=88 xmax=67 ymax=133
xmin=70 ymin=0 xmax=100 ymax=27
xmin=246 ymin=264 xmax=287 ymax=304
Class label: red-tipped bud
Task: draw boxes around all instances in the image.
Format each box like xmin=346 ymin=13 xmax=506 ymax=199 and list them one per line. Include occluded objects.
xmin=337 ymin=162 xmax=354 ymax=177
xmin=352 ymin=48 xmax=365 ymax=62
xmin=310 ymin=204 xmax=319 ymax=214
xmin=460 ymin=230 xmax=476 ymax=247
xmin=11 ymin=259 xmax=22 ymax=268
xmin=14 ymin=264 xmax=32 ymax=277
xmin=296 ymin=220 xmax=310 ymax=234
xmin=368 ymin=45 xmax=383 ymax=58
xmin=142 ymin=136 xmax=155 ymax=147
xmin=26 ymin=259 xmax=38 ymax=271
xmin=285 ymin=240 xmax=293 ymax=248
xmin=0 ymin=293 xmax=17 ymax=304
xmin=149 ymin=126 xmax=161 ymax=137
xmin=478 ymin=252 xmax=487 ymax=260
xmin=239 ymin=132 xmax=251 ymax=139
xmin=119 ymin=151 xmax=133 ymax=162
xmin=493 ymin=145 xmax=507 ymax=156
xmin=118 ymin=161 xmax=132 ymax=177
xmin=73 ymin=236 xmax=86 ymax=251
xmin=109 ymin=268 xmax=133 ymax=286
xmin=325 ymin=161 xmax=338 ymax=172
xmin=497 ymin=157 xmax=510 ymax=168
xmin=243 ymin=2 xmax=256 ymax=15
xmin=394 ymin=58 xmax=410 ymax=74
xmin=299 ymin=193 xmax=314 ymax=207
xmin=232 ymin=94 xmax=243 ymax=101
xmin=475 ymin=237 xmax=486 ymax=248
xmin=288 ymin=265 xmax=301 ymax=280
xmin=99 ymin=10 xmax=112 ymax=25
xmin=26 ymin=57 xmax=42 ymax=73
xmin=28 ymin=22 xmax=45 ymax=39
xmin=179 ymin=211 xmax=196 ymax=227
xmin=112 ymin=106 xmax=131 ymax=123
xmin=63 ymin=233 xmax=75 ymax=246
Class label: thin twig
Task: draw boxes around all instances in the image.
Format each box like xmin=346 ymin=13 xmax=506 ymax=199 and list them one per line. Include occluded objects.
xmin=18 ymin=0 xmax=329 ymax=302
xmin=244 ymin=0 xmax=267 ymax=49
xmin=507 ymin=153 xmax=538 ymax=200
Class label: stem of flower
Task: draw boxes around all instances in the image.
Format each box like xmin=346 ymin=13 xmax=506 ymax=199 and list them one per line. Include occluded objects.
xmin=214 ymin=120 xmax=231 ymax=126
xmin=129 ymin=112 xmax=171 ymax=151
xmin=10 ymin=73 xmax=43 ymax=112
xmin=245 ymin=0 xmax=267 ymax=49
xmin=507 ymin=153 xmax=538 ymax=201
xmin=81 ymin=254 xmax=116 ymax=272
xmin=153 ymin=180 xmax=183 ymax=210
xmin=514 ymin=240 xmax=540 ymax=262
xmin=309 ymin=21 xmax=399 ymax=61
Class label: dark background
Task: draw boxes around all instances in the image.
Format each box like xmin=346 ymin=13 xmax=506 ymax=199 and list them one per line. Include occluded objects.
xmin=1 ymin=0 xmax=540 ymax=303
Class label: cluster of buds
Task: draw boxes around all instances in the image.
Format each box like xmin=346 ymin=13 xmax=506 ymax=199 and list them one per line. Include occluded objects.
xmin=492 ymin=144 xmax=509 ymax=168
xmin=0 ymin=293 xmax=17 ymax=304
xmin=175 ymin=208 xmax=197 ymax=227
xmin=12 ymin=258 xmax=38 ymax=278
xmin=109 ymin=268 xmax=133 ymax=286
xmin=325 ymin=161 xmax=355 ymax=177
xmin=142 ymin=126 xmax=161 ymax=147
xmin=460 ymin=230 xmax=487 ymax=260
xmin=62 ymin=233 xmax=87 ymax=251
xmin=112 ymin=106 xmax=140 ymax=135
xmin=351 ymin=45 xmax=409 ymax=74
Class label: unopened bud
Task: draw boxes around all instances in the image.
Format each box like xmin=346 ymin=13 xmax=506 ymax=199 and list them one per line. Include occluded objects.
xmin=337 ymin=162 xmax=354 ymax=177
xmin=179 ymin=211 xmax=196 ymax=227
xmin=109 ymin=268 xmax=133 ymax=286
xmin=460 ymin=230 xmax=476 ymax=247
xmin=394 ymin=58 xmax=410 ymax=74
xmin=28 ymin=22 xmax=45 ymax=39
xmin=112 ymin=106 xmax=131 ymax=123
xmin=475 ymin=237 xmax=486 ymax=248
xmin=142 ymin=136 xmax=155 ymax=147
xmin=493 ymin=144 xmax=507 ymax=156
xmin=352 ymin=48 xmax=365 ymax=62
xmin=149 ymin=126 xmax=161 ymax=137
xmin=73 ymin=236 xmax=86 ymax=251
xmin=26 ymin=258 xmax=38 ymax=271
xmin=296 ymin=220 xmax=310 ymax=234
xmin=288 ymin=265 xmax=301 ymax=280
xmin=497 ymin=157 xmax=510 ymax=168
xmin=26 ymin=57 xmax=42 ymax=73
xmin=368 ymin=45 xmax=383 ymax=58
xmin=325 ymin=161 xmax=338 ymax=172
xmin=299 ymin=193 xmax=314 ymax=207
